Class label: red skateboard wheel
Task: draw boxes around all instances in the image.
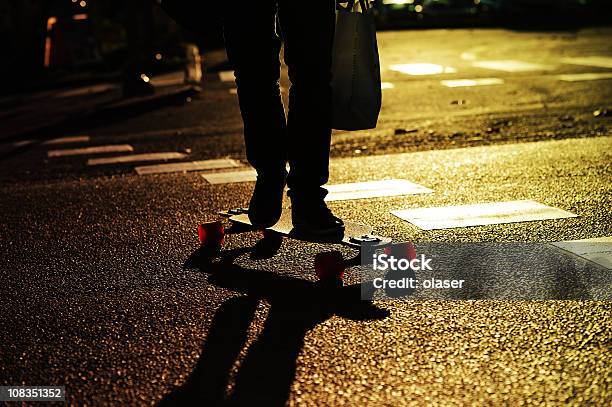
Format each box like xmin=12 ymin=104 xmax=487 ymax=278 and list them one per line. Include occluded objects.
xmin=315 ymin=251 xmax=345 ymax=281
xmin=198 ymin=221 xmax=225 ymax=247
xmin=384 ymin=242 xmax=417 ymax=260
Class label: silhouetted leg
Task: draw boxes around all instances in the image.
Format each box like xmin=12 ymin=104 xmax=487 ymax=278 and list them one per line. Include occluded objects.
xmin=278 ymin=0 xmax=336 ymax=194
xmin=222 ymin=2 xmax=288 ymax=175
xmin=228 ymin=303 xmax=330 ymax=406
xmin=159 ymin=297 xmax=259 ymax=406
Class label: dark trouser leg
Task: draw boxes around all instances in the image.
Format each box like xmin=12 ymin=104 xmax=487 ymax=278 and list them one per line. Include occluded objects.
xmin=222 ymin=1 xmax=287 ymax=175
xmin=278 ymin=0 xmax=336 ymax=196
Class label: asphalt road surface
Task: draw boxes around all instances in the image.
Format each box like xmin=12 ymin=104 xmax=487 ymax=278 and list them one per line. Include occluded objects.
xmin=1 ymin=27 xmax=611 ymax=405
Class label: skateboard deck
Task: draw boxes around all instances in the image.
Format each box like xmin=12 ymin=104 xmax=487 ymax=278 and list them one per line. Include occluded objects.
xmin=198 ymin=208 xmax=393 ymax=281
xmin=219 ymin=208 xmax=390 ymax=248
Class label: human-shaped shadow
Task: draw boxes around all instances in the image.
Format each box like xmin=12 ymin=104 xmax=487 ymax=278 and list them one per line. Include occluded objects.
xmin=160 ymin=246 xmax=390 ymax=406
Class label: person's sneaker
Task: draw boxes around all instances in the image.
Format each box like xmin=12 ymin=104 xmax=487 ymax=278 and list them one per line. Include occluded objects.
xmin=248 ymin=170 xmax=287 ymax=228
xmin=289 ymin=190 xmax=345 ymax=236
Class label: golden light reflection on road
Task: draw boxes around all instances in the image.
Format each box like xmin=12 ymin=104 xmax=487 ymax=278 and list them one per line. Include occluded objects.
xmin=390 ymin=63 xmax=458 ymax=75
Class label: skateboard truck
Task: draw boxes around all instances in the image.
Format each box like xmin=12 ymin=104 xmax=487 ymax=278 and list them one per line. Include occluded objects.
xmin=201 ymin=208 xmax=394 ymax=284
xmin=351 ymin=234 xmax=392 ymax=259
xmin=226 ymin=207 xmax=248 ymax=216
xmin=350 ymin=234 xmax=383 ymax=245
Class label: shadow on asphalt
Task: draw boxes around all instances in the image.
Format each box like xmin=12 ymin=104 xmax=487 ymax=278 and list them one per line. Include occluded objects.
xmin=159 ymin=247 xmax=389 ymax=406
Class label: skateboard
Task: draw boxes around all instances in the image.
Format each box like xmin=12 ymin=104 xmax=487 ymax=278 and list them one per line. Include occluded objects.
xmin=198 ymin=207 xmax=392 ymax=282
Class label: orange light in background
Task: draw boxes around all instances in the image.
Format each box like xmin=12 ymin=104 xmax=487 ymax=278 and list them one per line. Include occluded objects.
xmin=44 ymin=16 xmax=58 ymax=68
xmin=73 ymin=13 xmax=88 ymax=20
xmin=44 ymin=38 xmax=52 ymax=68
xmin=46 ymin=16 xmax=57 ymax=31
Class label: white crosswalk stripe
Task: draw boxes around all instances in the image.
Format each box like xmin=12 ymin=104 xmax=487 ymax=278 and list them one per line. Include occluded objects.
xmin=200 ymin=175 xmax=433 ymax=202
xmin=135 ymin=159 xmax=241 ymax=175
xmin=551 ymin=237 xmax=612 ymax=270
xmin=47 ymin=144 xmax=133 ymax=157
xmin=87 ymin=152 xmax=187 ymax=166
xmin=473 ymin=60 xmax=555 ymax=72
xmin=441 ymin=78 xmax=504 ymax=87
xmin=391 ymin=200 xmax=577 ymax=230
xmin=11 ymin=140 xmax=34 ymax=148
xmin=561 ymin=56 xmax=612 ymax=69
xmin=42 ymin=136 xmax=91 ymax=145
xmin=14 ymin=136 xmax=91 ymax=148
xmin=202 ymin=169 xmax=257 ymax=184
xmin=390 ymin=63 xmax=457 ymax=76
xmin=325 ymin=179 xmax=433 ymax=201
xmin=557 ymin=73 xmax=612 ymax=82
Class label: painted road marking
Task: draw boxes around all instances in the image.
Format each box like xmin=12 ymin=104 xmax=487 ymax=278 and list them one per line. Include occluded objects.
xmin=389 ymin=63 xmax=457 ymax=76
xmin=325 ymin=179 xmax=433 ymax=202
xmin=551 ymin=237 xmax=612 ymax=270
xmin=557 ymin=72 xmax=612 ymax=82
xmin=202 ymin=169 xmax=257 ymax=184
xmin=48 ymin=144 xmax=133 ymax=157
xmin=11 ymin=140 xmax=33 ymax=148
xmin=381 ymin=82 xmax=395 ymax=90
xmin=43 ymin=135 xmax=91 ymax=145
xmin=391 ymin=200 xmax=577 ymax=230
xmin=135 ymin=159 xmax=241 ymax=175
xmin=473 ymin=60 xmax=555 ymax=72
xmin=14 ymin=135 xmax=91 ymax=148
xmin=562 ymin=56 xmax=612 ymax=69
xmin=198 ymin=176 xmax=433 ymax=201
xmin=441 ymin=78 xmax=504 ymax=88
xmin=219 ymin=71 xmax=235 ymax=82
xmin=87 ymin=152 xmax=187 ymax=166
